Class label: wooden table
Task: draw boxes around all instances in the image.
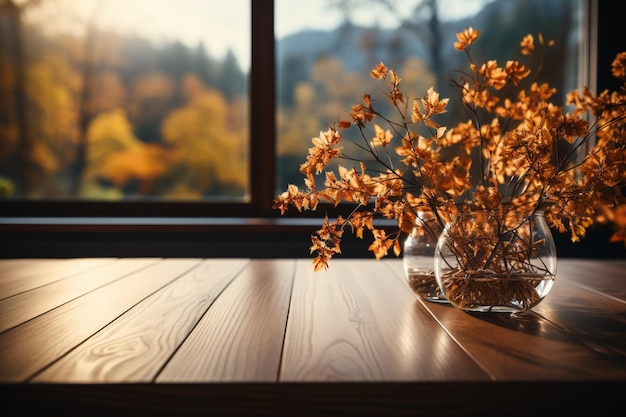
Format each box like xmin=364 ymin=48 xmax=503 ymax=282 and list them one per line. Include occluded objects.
xmin=1 ymin=257 xmax=625 ymax=416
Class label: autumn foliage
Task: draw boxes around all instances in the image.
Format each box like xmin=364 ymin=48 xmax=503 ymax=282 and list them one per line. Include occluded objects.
xmin=274 ymin=27 xmax=626 ymax=271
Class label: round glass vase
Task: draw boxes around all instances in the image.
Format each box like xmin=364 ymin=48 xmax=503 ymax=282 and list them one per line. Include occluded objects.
xmin=434 ymin=210 xmax=557 ymax=313
xmin=403 ymin=212 xmax=447 ymax=303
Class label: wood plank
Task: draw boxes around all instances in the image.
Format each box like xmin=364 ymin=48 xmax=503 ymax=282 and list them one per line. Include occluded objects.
xmin=280 ymin=259 xmax=489 ymax=382
xmin=0 ymin=259 xmax=203 ymax=382
xmin=157 ymin=259 xmax=295 ymax=382
xmin=556 ymin=259 xmax=626 ymax=302
xmin=0 ymin=258 xmax=160 ymax=333
xmin=0 ymin=258 xmax=53 ymax=274
xmin=0 ymin=258 xmax=115 ymax=300
xmin=386 ymin=258 xmax=626 ymax=378
xmin=533 ymin=266 xmax=626 ymax=364
xmin=420 ymin=291 xmax=626 ymax=381
xmin=0 ymin=258 xmax=75 ymax=276
xmin=32 ymin=259 xmax=249 ymax=383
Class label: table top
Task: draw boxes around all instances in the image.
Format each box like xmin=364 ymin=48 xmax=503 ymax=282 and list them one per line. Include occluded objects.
xmin=1 ymin=257 xmax=625 ymax=415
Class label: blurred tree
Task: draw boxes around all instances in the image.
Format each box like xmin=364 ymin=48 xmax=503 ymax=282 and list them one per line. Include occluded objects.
xmin=0 ymin=0 xmax=43 ymax=196
xmin=310 ymin=56 xmax=364 ymax=110
xmin=277 ymin=56 xmax=394 ymax=189
xmin=158 ymin=41 xmax=191 ymax=82
xmin=25 ymin=52 xmax=80 ymax=196
xmin=85 ymin=108 xmax=170 ymax=197
xmin=191 ymin=43 xmax=217 ymax=87
xmin=1 ymin=1 xmax=251 ymax=200
xmin=128 ymin=72 xmax=176 ymax=144
xmin=328 ymin=0 xmax=445 ymax=88
xmin=218 ymin=49 xmax=246 ymax=100
xmin=86 ymin=108 xmax=144 ymax=176
xmin=43 ymin=4 xmax=131 ymax=197
xmin=161 ymin=74 xmax=247 ymax=198
xmin=277 ymin=54 xmax=309 ymax=107
xmin=118 ymin=36 xmax=159 ymax=83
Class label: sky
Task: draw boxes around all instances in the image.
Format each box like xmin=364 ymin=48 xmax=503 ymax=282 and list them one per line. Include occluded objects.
xmin=275 ymin=0 xmax=493 ymax=38
xmin=27 ymin=0 xmax=493 ymax=71
xmin=28 ymin=0 xmax=251 ymax=68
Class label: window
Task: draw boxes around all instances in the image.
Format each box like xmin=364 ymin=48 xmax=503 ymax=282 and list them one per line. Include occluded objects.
xmin=275 ymin=0 xmax=588 ymax=197
xmin=0 ymin=0 xmax=256 ymax=216
xmin=0 ymin=0 xmax=611 ymax=221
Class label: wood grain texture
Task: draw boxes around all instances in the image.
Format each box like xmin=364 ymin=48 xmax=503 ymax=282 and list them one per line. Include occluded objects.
xmin=281 ymin=259 xmax=489 ymax=382
xmin=32 ymin=259 xmax=249 ymax=383
xmin=0 ymin=257 xmax=624 ymax=391
xmin=0 ymin=258 xmax=159 ymax=333
xmin=533 ymin=269 xmax=626 ymax=364
xmin=157 ymin=259 xmax=295 ymax=382
xmin=385 ymin=258 xmax=626 ymax=380
xmin=0 ymin=259 xmax=202 ymax=382
xmin=556 ymin=259 xmax=626 ymax=302
xmin=421 ymin=295 xmax=626 ymax=380
xmin=0 ymin=258 xmax=115 ymax=300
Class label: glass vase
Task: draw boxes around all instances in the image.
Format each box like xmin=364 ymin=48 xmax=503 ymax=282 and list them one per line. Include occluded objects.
xmin=434 ymin=210 xmax=557 ymax=312
xmin=403 ymin=211 xmax=447 ymax=303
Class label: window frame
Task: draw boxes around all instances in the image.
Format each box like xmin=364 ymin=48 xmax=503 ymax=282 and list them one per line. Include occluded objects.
xmin=0 ymin=0 xmax=276 ymax=219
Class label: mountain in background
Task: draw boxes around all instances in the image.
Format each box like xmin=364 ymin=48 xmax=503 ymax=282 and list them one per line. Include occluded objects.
xmin=276 ymin=0 xmax=579 ymax=104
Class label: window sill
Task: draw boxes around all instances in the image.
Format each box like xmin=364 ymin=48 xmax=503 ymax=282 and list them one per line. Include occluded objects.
xmin=0 ymin=216 xmax=394 ymax=259
xmin=1 ymin=216 xmax=623 ymax=259
xmin=0 ymin=216 xmax=329 ymax=233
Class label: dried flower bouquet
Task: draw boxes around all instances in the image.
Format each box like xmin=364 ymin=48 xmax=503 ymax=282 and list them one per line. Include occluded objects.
xmin=274 ymin=26 xmax=626 ymax=282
